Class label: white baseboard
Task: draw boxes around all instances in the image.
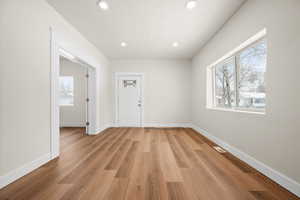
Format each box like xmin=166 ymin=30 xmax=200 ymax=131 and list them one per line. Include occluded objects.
xmin=60 ymin=122 xmax=86 ymax=127
xmin=93 ymin=123 xmax=113 ymax=135
xmin=143 ymin=122 xmax=192 ymax=128
xmin=111 ymin=122 xmax=192 ymax=128
xmin=0 ymin=153 xmax=51 ymax=189
xmin=191 ymin=124 xmax=300 ymax=198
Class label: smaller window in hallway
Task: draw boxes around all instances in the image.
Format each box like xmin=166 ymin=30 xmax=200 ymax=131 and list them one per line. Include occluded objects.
xmin=59 ymin=76 xmax=74 ymax=106
xmin=208 ymin=34 xmax=267 ymax=113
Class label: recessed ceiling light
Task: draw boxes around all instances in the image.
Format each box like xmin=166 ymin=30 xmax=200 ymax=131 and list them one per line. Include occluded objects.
xmin=98 ymin=0 xmax=109 ymax=10
xmin=121 ymin=42 xmax=127 ymax=47
xmin=186 ymin=0 xmax=197 ymax=10
xmin=172 ymin=42 xmax=179 ymax=47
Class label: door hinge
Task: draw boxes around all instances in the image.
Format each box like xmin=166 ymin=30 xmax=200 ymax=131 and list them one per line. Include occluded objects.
xmin=86 ymin=98 xmax=90 ymax=102
xmin=86 ymin=122 xmax=90 ymax=126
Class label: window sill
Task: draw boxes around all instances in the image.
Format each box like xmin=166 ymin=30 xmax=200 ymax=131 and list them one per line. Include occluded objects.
xmin=207 ymin=107 xmax=266 ymax=115
xmin=60 ymin=104 xmax=74 ymax=107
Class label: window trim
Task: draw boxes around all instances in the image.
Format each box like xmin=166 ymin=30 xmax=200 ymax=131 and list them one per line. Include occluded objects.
xmin=207 ymin=106 xmax=266 ymax=115
xmin=207 ymin=29 xmax=267 ymax=115
xmin=60 ymin=104 xmax=74 ymax=107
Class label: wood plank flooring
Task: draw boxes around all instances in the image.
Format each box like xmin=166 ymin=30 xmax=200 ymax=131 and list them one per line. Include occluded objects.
xmin=0 ymin=127 xmax=298 ymax=200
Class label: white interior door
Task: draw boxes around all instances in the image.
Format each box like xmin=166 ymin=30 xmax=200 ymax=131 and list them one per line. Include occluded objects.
xmin=117 ymin=74 xmax=142 ymax=127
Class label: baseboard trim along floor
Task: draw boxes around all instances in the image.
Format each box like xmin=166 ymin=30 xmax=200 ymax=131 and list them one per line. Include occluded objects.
xmin=190 ymin=124 xmax=300 ymax=198
xmin=0 ymin=153 xmax=51 ymax=189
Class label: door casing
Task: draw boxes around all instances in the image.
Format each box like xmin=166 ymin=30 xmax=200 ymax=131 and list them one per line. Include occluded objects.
xmin=114 ymin=72 xmax=144 ymax=127
xmin=50 ymin=28 xmax=97 ymax=159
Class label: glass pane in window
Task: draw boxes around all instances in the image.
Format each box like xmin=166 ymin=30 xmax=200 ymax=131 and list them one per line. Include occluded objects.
xmin=59 ymin=76 xmax=74 ymax=106
xmin=238 ymin=39 xmax=267 ymax=109
xmin=215 ymin=57 xmax=236 ymax=108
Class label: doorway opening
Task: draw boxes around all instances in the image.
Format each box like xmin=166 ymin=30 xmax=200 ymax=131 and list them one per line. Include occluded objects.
xmin=50 ymin=30 xmax=97 ymax=159
xmin=59 ymin=55 xmax=88 ymax=145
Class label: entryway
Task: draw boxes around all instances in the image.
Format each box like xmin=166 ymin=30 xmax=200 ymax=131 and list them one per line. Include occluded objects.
xmin=115 ymin=73 xmax=144 ymax=127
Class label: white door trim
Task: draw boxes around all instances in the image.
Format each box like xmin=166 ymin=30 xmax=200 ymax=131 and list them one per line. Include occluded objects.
xmin=114 ymin=72 xmax=144 ymax=127
xmin=50 ymin=28 xmax=97 ymax=159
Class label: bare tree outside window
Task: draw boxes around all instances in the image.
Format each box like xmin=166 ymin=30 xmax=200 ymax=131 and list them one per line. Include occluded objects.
xmin=213 ymin=38 xmax=267 ymax=111
xmin=215 ymin=57 xmax=236 ymax=108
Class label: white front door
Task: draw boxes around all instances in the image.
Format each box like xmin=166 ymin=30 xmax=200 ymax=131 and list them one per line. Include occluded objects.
xmin=116 ymin=74 xmax=143 ymax=127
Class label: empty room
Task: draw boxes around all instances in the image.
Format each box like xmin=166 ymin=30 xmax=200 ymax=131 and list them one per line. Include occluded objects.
xmin=0 ymin=0 xmax=299 ymax=199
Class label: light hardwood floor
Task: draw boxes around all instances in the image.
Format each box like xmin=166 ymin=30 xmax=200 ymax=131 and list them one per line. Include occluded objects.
xmin=0 ymin=127 xmax=298 ymax=200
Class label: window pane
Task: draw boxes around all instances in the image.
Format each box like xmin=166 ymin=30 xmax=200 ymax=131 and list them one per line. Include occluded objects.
xmin=238 ymin=39 xmax=267 ymax=109
xmin=59 ymin=76 xmax=74 ymax=106
xmin=215 ymin=57 xmax=236 ymax=108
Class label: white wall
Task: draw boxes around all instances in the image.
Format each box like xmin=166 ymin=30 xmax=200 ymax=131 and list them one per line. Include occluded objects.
xmin=0 ymin=0 xmax=112 ymax=178
xmin=59 ymin=58 xmax=87 ymax=127
xmin=192 ymin=0 xmax=300 ymax=186
xmin=111 ymin=60 xmax=192 ymax=126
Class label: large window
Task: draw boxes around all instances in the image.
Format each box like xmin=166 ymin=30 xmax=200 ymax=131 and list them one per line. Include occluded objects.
xmin=59 ymin=76 xmax=74 ymax=106
xmin=211 ymin=38 xmax=267 ymax=113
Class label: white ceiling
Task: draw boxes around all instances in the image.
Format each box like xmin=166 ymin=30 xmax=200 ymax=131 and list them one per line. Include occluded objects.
xmin=47 ymin=0 xmax=246 ymax=59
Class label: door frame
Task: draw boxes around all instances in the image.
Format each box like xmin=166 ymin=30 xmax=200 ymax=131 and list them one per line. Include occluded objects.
xmin=114 ymin=72 xmax=144 ymax=127
xmin=50 ymin=28 xmax=97 ymax=159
